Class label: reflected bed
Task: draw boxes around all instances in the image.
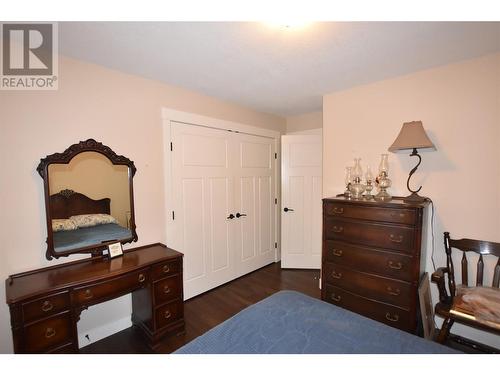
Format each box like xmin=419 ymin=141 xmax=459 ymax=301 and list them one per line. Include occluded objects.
xmin=174 ymin=290 xmax=458 ymax=354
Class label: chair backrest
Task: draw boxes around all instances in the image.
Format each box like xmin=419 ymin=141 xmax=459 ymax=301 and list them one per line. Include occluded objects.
xmin=444 ymin=232 xmax=500 ymax=298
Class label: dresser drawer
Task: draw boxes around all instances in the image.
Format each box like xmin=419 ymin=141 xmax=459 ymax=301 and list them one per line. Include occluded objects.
xmin=153 ymin=275 xmax=182 ymax=305
xmin=324 ymin=219 xmax=415 ymax=253
xmin=323 ymin=240 xmax=414 ymax=282
xmin=23 ymin=312 xmax=73 ymax=353
xmin=324 ymin=284 xmax=412 ymax=332
xmin=155 ymin=299 xmax=183 ymax=329
xmin=323 ymin=262 xmax=412 ymax=308
xmin=73 ymin=269 xmax=149 ymax=306
xmin=22 ymin=291 xmax=70 ymax=323
xmin=324 ymin=202 xmax=416 ymax=225
xmin=151 ymin=259 xmax=181 ymax=280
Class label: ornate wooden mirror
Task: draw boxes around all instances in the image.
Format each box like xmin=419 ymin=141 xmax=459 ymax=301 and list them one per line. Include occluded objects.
xmin=37 ymin=139 xmax=138 ymax=259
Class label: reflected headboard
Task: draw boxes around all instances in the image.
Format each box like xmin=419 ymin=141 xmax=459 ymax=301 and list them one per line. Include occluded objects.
xmin=50 ymin=189 xmax=110 ymax=219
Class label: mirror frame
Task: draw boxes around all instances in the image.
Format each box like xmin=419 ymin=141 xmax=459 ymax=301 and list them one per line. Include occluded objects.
xmin=37 ymin=139 xmax=138 ymax=260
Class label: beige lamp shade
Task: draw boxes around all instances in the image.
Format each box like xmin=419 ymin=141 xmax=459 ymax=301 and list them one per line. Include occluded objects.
xmin=388 ymin=121 xmax=436 ymax=152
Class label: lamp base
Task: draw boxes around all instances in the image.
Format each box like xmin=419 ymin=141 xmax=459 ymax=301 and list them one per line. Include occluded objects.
xmin=403 ymin=192 xmax=427 ymax=204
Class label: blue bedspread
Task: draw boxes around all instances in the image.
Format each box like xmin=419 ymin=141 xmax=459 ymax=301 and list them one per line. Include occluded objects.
xmin=174 ymin=290 xmax=458 ymax=354
xmin=53 ymin=223 xmax=132 ymax=252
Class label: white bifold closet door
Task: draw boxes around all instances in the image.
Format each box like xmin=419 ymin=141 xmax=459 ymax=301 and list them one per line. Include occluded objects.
xmin=169 ymin=121 xmax=276 ymax=299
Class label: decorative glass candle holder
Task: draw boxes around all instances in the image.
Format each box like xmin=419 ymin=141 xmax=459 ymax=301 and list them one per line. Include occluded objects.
xmin=375 ymin=154 xmax=392 ymax=201
xmin=351 ymin=158 xmax=365 ymax=199
xmin=364 ymin=165 xmax=374 ymax=200
xmin=344 ymin=166 xmax=353 ymax=199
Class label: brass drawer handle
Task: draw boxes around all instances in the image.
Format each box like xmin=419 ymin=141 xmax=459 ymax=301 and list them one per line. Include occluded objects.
xmin=83 ymin=289 xmax=93 ymax=299
xmin=331 ymin=294 xmax=341 ymax=302
xmin=138 ymin=274 xmax=146 ymax=283
xmin=164 ymin=310 xmax=172 ymax=319
xmin=332 ymin=249 xmax=343 ymax=257
xmin=332 ymin=207 xmax=344 ymax=214
xmin=388 ymin=261 xmax=403 ymax=270
xmin=331 ymin=271 xmax=342 ymax=279
xmin=389 ymin=234 xmax=403 ymax=243
xmin=163 ymin=286 xmax=171 ymax=294
xmin=45 ymin=327 xmax=56 ymax=339
xmin=332 ymin=226 xmax=344 ymax=233
xmin=386 ymin=286 xmax=401 ymax=296
xmin=162 ymin=265 xmax=170 ymax=273
xmin=385 ymin=313 xmax=399 ymax=322
xmin=41 ymin=300 xmax=53 ymax=312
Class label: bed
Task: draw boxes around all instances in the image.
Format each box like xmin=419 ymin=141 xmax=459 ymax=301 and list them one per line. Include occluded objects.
xmin=50 ymin=189 xmax=131 ymax=253
xmin=174 ymin=290 xmax=458 ymax=354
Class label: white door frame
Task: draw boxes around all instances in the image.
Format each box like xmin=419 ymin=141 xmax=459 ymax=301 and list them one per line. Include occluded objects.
xmin=161 ymin=108 xmax=282 ymax=262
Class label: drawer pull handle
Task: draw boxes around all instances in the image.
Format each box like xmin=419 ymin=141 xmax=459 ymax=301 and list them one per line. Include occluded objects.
xmin=138 ymin=274 xmax=146 ymax=283
xmin=389 ymin=234 xmax=403 ymax=243
xmin=332 ymin=207 xmax=344 ymax=214
xmin=163 ymin=265 xmax=170 ymax=273
xmin=83 ymin=289 xmax=93 ymax=299
xmin=331 ymin=294 xmax=341 ymax=302
xmin=45 ymin=327 xmax=56 ymax=339
xmin=385 ymin=313 xmax=399 ymax=322
xmin=164 ymin=310 xmax=172 ymax=319
xmin=332 ymin=249 xmax=343 ymax=257
xmin=388 ymin=261 xmax=403 ymax=270
xmin=163 ymin=286 xmax=171 ymax=294
xmin=332 ymin=226 xmax=344 ymax=233
xmin=331 ymin=271 xmax=342 ymax=279
xmin=386 ymin=286 xmax=401 ymax=296
xmin=41 ymin=300 xmax=53 ymax=312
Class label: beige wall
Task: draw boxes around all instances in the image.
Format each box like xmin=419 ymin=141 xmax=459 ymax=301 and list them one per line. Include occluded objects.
xmin=286 ymin=110 xmax=323 ymax=134
xmin=0 ymin=55 xmax=285 ymax=353
xmin=323 ymin=53 xmax=500 ymax=348
xmin=49 ymin=152 xmax=130 ymax=227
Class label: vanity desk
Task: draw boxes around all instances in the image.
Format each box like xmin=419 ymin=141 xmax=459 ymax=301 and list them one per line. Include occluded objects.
xmin=6 ymin=243 xmax=184 ymax=353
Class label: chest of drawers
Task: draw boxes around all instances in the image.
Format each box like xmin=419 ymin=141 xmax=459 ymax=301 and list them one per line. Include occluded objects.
xmin=6 ymin=243 xmax=184 ymax=353
xmin=321 ymin=197 xmax=428 ymax=333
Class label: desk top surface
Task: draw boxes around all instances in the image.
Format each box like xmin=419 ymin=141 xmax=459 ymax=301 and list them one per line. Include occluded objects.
xmin=5 ymin=243 xmax=182 ymax=304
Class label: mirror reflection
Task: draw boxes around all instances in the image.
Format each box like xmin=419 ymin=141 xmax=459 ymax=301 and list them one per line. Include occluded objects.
xmin=48 ymin=151 xmax=132 ymax=253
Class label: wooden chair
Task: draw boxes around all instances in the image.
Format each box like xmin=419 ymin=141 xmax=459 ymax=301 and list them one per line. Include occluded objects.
xmin=431 ymin=232 xmax=500 ymax=344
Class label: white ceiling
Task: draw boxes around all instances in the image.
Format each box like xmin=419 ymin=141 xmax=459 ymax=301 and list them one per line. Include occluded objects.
xmin=59 ymin=22 xmax=500 ymax=116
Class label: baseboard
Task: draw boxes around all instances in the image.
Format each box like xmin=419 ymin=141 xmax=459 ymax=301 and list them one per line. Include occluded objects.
xmin=78 ymin=316 xmax=132 ymax=348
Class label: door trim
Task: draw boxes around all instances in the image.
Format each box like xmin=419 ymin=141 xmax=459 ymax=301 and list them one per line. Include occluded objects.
xmin=161 ymin=108 xmax=281 ymax=263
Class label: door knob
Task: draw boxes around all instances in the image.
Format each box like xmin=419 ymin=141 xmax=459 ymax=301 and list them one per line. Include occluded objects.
xmin=236 ymin=212 xmax=247 ymax=218
xmin=284 ymin=207 xmax=294 ymax=212
xmin=227 ymin=214 xmax=235 ymax=219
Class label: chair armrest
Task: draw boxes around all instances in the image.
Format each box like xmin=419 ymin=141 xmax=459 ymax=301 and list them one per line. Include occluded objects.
xmin=431 ymin=267 xmax=451 ymax=304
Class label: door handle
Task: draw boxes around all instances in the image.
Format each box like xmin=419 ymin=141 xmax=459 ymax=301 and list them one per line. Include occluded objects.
xmin=236 ymin=212 xmax=247 ymax=218
xmin=227 ymin=214 xmax=235 ymax=219
xmin=283 ymin=207 xmax=294 ymax=212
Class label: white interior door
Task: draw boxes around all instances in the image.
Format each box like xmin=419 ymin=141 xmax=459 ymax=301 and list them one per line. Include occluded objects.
xmin=169 ymin=122 xmax=236 ymax=299
xmin=168 ymin=121 xmax=276 ymax=299
xmin=281 ymin=135 xmax=322 ymax=269
xmin=233 ymin=133 xmax=276 ymax=278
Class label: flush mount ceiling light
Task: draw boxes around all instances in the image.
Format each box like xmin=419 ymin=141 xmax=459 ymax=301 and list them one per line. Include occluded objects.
xmin=263 ymin=21 xmax=312 ymax=30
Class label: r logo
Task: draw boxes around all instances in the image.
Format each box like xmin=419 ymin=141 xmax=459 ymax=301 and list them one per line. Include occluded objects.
xmin=2 ymin=23 xmax=53 ymax=76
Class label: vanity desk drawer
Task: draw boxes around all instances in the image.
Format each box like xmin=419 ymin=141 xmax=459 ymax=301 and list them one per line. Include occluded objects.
xmin=22 ymin=291 xmax=70 ymax=323
xmin=155 ymin=299 xmax=184 ymax=330
xmin=154 ymin=275 xmax=182 ymax=305
xmin=151 ymin=259 xmax=181 ymax=280
xmin=23 ymin=311 xmax=73 ymax=353
xmin=72 ymin=268 xmax=149 ymax=306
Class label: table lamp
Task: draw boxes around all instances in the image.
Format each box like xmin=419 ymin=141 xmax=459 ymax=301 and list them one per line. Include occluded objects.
xmin=388 ymin=121 xmax=436 ymax=203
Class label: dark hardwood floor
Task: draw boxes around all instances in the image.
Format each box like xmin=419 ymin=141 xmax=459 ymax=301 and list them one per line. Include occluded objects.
xmin=80 ymin=262 xmax=321 ymax=354
xmin=80 ymin=262 xmax=489 ymax=354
